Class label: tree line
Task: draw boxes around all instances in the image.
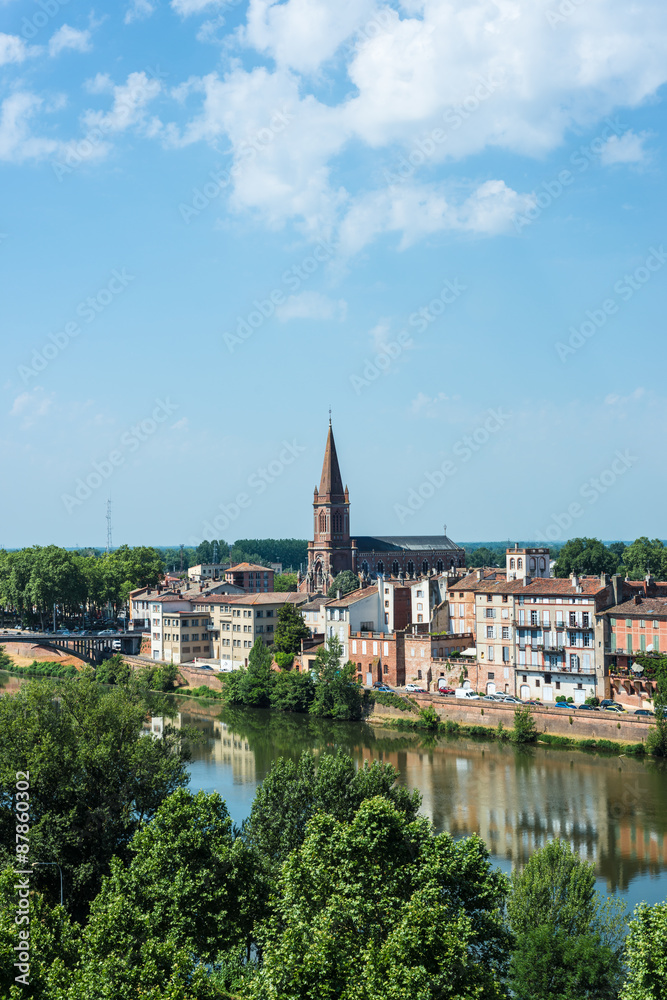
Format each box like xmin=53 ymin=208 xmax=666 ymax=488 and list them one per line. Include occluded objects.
xmin=159 ymin=538 xmax=308 ymax=575
xmin=466 ymin=537 xmax=667 ymax=580
xmin=1 ymin=674 xmax=666 ymax=999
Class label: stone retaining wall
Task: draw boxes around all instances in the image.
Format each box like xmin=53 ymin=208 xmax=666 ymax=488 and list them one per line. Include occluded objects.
xmin=369 ymin=694 xmax=652 ymax=743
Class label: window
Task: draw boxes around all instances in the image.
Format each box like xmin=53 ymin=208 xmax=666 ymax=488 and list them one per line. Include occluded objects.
xmin=639 ymin=619 xmax=645 ymax=628
xmin=436 ymin=561 xmax=443 ymax=573
xmin=502 ymin=626 xmax=509 ymax=640
xmin=582 ymin=612 xmax=589 ymax=627
xmin=384 ymin=613 xmax=389 ymax=624
xmin=384 ymin=664 xmax=388 ymax=674
xmin=555 ymin=681 xmax=560 ymax=690
xmin=417 ymin=603 xmax=423 ymax=611
xmin=510 ymin=558 xmax=515 ymax=569
xmin=517 ymin=559 xmax=522 ymax=569
xmin=487 ymin=646 xmax=494 ymax=660
xmin=416 ymin=590 xmax=424 ymax=598
xmin=407 ymin=561 xmax=414 ymax=576
xmin=319 ymin=512 xmax=326 ymax=533
xmin=417 ymin=614 xmax=423 ymax=623
xmin=502 ymin=595 xmax=508 ymax=603
xmin=485 ymin=608 xmax=495 ymax=618
xmin=653 ymin=620 xmax=660 ymax=629
xmin=487 ymin=594 xmax=493 ymax=602
xmin=377 ymin=561 xmax=384 ymax=574
xmin=417 ymin=670 xmax=422 ymax=680
xmin=393 ymin=561 xmax=400 ymax=576
xmin=256 ymin=610 xmax=263 ymax=617
xmin=352 ymin=640 xmax=357 ymax=653
xmin=422 ymin=560 xmax=429 ymax=575
xmin=502 ymin=646 xmax=510 ymax=662
xmin=486 ymin=626 xmax=495 ymax=638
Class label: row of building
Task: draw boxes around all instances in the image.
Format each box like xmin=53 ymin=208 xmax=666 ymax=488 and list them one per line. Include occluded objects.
xmin=128 ymin=421 xmax=666 ymax=707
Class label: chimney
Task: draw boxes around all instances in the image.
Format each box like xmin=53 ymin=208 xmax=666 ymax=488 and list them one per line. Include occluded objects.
xmin=514 ymin=542 xmax=518 ymax=550
xmin=645 ymin=573 xmax=655 ymax=596
xmin=570 ymin=574 xmax=579 ymax=588
xmin=147 ymin=588 xmax=152 ymax=596
xmin=523 ymin=576 xmax=531 ymax=586
xmin=476 ymin=569 xmax=483 ymax=581
xmin=600 ymin=573 xmax=610 ymax=588
xmin=337 ymin=589 xmax=342 ymax=600
xmin=612 ymin=574 xmax=622 ymax=606
xmin=634 ymin=594 xmax=642 ymax=605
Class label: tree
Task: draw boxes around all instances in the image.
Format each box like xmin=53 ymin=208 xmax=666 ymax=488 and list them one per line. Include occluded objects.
xmin=310 ymin=635 xmax=363 ymax=720
xmin=238 ymin=639 xmax=274 ymax=706
xmin=272 ymin=601 xmax=309 ymax=655
xmin=269 ymin=671 xmax=315 ymax=713
xmin=252 ymin=797 xmax=511 ymax=1000
xmin=273 ymin=573 xmax=298 ymax=592
xmin=506 ymin=840 xmax=626 ymax=1000
xmin=0 ymin=676 xmax=190 ymax=918
xmin=244 ymin=749 xmax=421 ymax=867
xmin=327 ymin=570 xmax=359 ymax=597
xmin=511 ymin=705 xmax=537 ymax=744
xmin=621 ymin=537 xmax=667 ymax=580
xmin=553 ymin=538 xmax=619 ymax=578
xmin=621 ymin=901 xmax=667 ymax=1000
xmin=467 ymin=546 xmax=506 ymax=568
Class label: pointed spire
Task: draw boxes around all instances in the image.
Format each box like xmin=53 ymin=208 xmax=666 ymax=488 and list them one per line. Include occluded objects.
xmin=318 ymin=421 xmax=345 ymax=501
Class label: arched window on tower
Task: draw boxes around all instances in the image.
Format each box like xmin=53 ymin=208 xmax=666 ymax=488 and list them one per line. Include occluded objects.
xmin=319 ymin=512 xmax=326 ymax=534
xmin=422 ymin=559 xmax=429 ymax=576
xmin=517 ymin=558 xmax=523 ymax=569
xmin=436 ymin=560 xmax=443 ymax=573
xmin=510 ymin=558 xmax=515 ymax=569
xmin=333 ymin=511 xmax=342 ymax=533
xmin=407 ymin=561 xmax=414 ymax=577
xmin=392 ymin=561 xmax=400 ymax=577
xmin=377 ymin=560 xmax=384 ymax=575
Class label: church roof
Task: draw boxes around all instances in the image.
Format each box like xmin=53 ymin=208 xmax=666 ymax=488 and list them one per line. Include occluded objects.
xmin=353 ymin=535 xmax=464 ymax=552
xmin=318 ymin=422 xmax=345 ymax=500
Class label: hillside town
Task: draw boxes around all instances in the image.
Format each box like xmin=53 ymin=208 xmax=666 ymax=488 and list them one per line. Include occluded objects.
xmin=128 ymin=421 xmax=665 ymax=712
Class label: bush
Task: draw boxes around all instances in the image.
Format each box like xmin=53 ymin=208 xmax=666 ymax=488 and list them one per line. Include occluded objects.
xmin=274 ymin=651 xmax=294 ymax=670
xmin=270 ymin=670 xmax=315 ymax=713
xmin=418 ymin=706 xmax=440 ymax=730
xmin=372 ymin=691 xmax=418 ymax=713
xmin=555 ymin=696 xmax=566 ymax=703
xmin=512 ymin=705 xmax=538 ymax=744
xmin=178 ymin=685 xmax=225 ymax=700
xmin=567 ymin=696 xmax=574 ymax=704
xmin=442 ymin=720 xmax=460 ymax=736
xmin=467 ymin=725 xmax=495 ymax=740
xmin=586 ymin=696 xmax=600 ymax=706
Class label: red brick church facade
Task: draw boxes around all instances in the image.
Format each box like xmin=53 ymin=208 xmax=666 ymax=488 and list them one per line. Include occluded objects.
xmin=300 ymin=421 xmax=466 ymax=593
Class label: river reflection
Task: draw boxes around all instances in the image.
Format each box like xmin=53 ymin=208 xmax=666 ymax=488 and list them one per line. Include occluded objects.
xmin=174 ymin=700 xmax=667 ymax=909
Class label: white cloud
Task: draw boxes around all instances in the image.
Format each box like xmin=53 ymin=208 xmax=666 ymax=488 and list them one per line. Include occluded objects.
xmin=605 ymin=388 xmax=645 ymax=406
xmin=171 ymin=0 xmax=225 ymax=16
xmin=0 ymin=33 xmax=36 ymax=66
xmin=275 ymin=291 xmax=347 ymax=322
xmin=85 ymin=73 xmax=114 ymax=94
xmin=599 ymin=129 xmax=651 ymax=166
xmin=125 ymin=0 xmax=157 ymax=23
xmin=410 ymin=391 xmax=454 ymax=418
xmin=10 ymin=388 xmax=55 ymax=428
xmin=0 ymin=92 xmax=61 ymax=163
xmin=48 ymin=25 xmax=92 ymax=57
xmin=82 ymin=71 xmax=162 ymax=135
xmin=242 ymin=0 xmax=378 ymax=74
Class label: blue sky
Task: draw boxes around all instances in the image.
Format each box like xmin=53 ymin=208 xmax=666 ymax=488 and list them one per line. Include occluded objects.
xmin=1 ymin=0 xmax=666 ymax=550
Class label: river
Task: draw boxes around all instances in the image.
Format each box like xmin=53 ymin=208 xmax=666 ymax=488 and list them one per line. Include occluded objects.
xmin=179 ymin=701 xmax=667 ymax=913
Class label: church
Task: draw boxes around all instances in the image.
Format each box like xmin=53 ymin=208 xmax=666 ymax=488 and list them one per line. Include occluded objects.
xmin=301 ymin=421 xmax=466 ymax=593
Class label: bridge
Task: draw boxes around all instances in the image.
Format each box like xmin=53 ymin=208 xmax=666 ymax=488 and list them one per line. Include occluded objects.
xmin=0 ymin=632 xmax=143 ymax=665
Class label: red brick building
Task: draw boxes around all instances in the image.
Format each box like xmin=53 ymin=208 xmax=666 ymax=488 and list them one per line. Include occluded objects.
xmin=224 ymin=562 xmax=274 ymax=592
xmin=301 ymin=420 xmax=466 ymax=593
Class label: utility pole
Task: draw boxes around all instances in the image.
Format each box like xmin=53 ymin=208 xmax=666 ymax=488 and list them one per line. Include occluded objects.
xmin=106 ymin=500 xmax=112 ymax=554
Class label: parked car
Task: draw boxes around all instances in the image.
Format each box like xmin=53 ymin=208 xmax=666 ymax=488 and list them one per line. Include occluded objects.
xmin=373 ymin=684 xmax=394 ymax=693
xmin=554 ymin=701 xmax=574 ymax=708
xmin=634 ymin=709 xmax=654 ymax=717
xmin=603 ymin=704 xmax=626 ymax=713
xmin=455 ymin=688 xmax=480 ymax=700
xmin=522 ymin=699 xmax=541 ymax=706
xmin=437 ymin=687 xmax=456 ymax=696
xmin=99 ymin=629 xmax=116 ymax=635
xmin=500 ymin=695 xmax=522 ymax=704
xmin=600 ymin=699 xmax=616 ymax=708
xmin=483 ymin=694 xmax=500 ymax=701
xmin=577 ymin=704 xmax=600 ymax=711
xmin=406 ymin=684 xmax=426 ymax=693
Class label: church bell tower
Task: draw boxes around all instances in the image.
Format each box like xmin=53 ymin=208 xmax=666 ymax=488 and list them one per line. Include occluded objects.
xmin=305 ymin=419 xmax=354 ymax=592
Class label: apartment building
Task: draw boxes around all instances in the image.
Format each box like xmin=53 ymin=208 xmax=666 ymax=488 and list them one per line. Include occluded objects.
xmin=224 ymin=562 xmax=274 ymax=592
xmin=472 ymin=575 xmax=611 ymax=702
xmin=603 ymin=595 xmax=667 ymax=668
xmin=193 ymin=592 xmax=308 ymax=669
xmin=187 ymin=563 xmax=224 ymax=583
xmin=447 ymin=568 xmax=503 ymax=636
xmin=148 ymin=596 xmax=213 ymax=663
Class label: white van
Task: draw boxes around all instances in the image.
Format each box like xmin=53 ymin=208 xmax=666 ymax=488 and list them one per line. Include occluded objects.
xmin=455 ymin=688 xmax=480 ymax=700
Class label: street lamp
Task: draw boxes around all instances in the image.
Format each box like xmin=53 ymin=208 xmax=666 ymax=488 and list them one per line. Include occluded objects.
xmin=31 ymin=862 xmax=63 ymax=908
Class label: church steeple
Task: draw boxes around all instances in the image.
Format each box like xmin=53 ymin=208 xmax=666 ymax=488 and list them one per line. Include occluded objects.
xmin=318 ymin=419 xmax=345 ymax=502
